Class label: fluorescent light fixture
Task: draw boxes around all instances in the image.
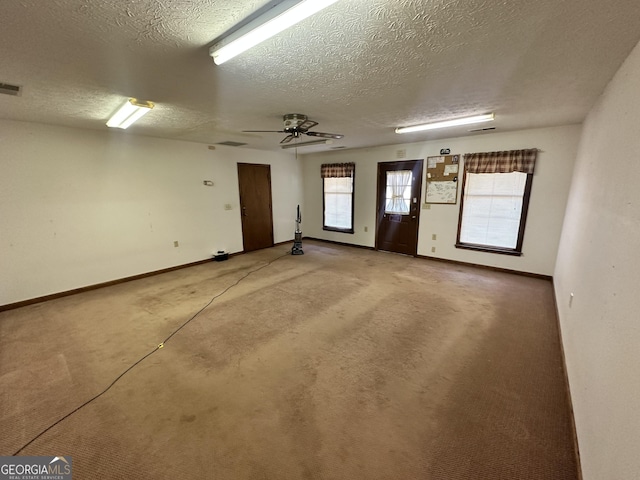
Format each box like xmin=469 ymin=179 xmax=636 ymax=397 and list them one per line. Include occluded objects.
xmin=106 ymin=98 xmax=154 ymax=129
xmin=395 ymin=113 xmax=495 ymax=134
xmin=209 ymin=0 xmax=340 ymax=65
xmin=281 ymin=139 xmax=333 ymax=149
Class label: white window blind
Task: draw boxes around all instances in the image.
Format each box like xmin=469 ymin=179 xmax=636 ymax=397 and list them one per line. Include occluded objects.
xmin=324 ymin=177 xmax=353 ymax=230
xmin=459 ymin=171 xmax=527 ymax=249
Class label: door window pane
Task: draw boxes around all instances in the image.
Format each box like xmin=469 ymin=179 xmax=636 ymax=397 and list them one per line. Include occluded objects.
xmin=385 ymin=170 xmax=412 ymax=214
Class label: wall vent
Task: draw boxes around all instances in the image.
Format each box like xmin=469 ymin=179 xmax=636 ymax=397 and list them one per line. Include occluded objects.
xmin=0 ymin=82 xmax=22 ymax=96
xmin=217 ymin=141 xmax=247 ymax=147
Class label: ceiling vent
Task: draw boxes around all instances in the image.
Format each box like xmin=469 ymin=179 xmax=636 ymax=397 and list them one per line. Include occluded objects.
xmin=0 ymin=82 xmax=22 ymax=96
xmin=217 ymin=141 xmax=247 ymax=147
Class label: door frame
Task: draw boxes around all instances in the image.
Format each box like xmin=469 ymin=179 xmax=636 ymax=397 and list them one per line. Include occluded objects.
xmin=374 ymin=159 xmax=423 ymax=256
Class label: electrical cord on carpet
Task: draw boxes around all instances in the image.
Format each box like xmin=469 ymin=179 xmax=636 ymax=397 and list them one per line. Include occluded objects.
xmin=12 ymin=249 xmax=292 ymax=456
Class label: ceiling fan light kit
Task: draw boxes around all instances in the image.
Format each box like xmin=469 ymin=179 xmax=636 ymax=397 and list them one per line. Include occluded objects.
xmin=209 ymin=0 xmax=340 ymax=65
xmin=106 ymin=98 xmax=154 ymax=129
xmin=395 ymin=113 xmax=495 ymax=134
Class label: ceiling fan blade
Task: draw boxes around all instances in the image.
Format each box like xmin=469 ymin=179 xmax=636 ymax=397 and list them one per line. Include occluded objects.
xmin=298 ymin=120 xmax=318 ymax=131
xmin=280 ymin=134 xmax=295 ymax=144
xmin=242 ymin=130 xmax=286 ymax=133
xmin=305 ymin=131 xmax=344 ymax=139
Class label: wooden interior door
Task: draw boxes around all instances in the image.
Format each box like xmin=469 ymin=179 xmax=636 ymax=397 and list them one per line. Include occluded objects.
xmin=237 ymin=163 xmax=274 ymax=252
xmin=376 ymin=160 xmax=423 ymax=256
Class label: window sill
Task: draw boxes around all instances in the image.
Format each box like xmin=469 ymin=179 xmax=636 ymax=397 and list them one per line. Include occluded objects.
xmin=455 ymin=243 xmax=522 ymax=256
xmin=323 ymin=226 xmax=354 ymax=234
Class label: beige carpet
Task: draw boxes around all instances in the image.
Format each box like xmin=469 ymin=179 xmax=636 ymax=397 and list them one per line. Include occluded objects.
xmin=0 ymin=241 xmax=579 ymax=479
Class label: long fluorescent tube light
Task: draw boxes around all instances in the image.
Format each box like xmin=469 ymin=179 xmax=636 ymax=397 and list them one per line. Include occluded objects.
xmin=209 ymin=0 xmax=340 ymax=65
xmin=281 ymin=139 xmax=333 ymax=149
xmin=395 ymin=113 xmax=495 ymax=134
xmin=106 ymin=98 xmax=154 ymax=129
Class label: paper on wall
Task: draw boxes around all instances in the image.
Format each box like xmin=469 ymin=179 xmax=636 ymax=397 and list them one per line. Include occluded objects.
xmin=444 ymin=164 xmax=459 ymax=176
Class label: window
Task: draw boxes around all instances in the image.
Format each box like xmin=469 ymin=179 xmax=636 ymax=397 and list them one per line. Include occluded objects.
xmin=456 ymin=149 xmax=537 ymax=255
xmin=322 ymin=163 xmax=355 ymax=233
xmin=385 ymin=170 xmax=412 ymax=214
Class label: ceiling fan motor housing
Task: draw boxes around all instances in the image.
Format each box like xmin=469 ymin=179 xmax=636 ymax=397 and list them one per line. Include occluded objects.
xmin=242 ymin=114 xmax=342 ymax=144
xmin=283 ymin=113 xmax=307 ymax=130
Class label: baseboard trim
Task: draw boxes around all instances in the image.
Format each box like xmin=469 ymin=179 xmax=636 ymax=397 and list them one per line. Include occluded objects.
xmin=0 ymin=239 xmax=550 ymax=308
xmin=303 ymin=237 xmax=375 ymax=251
xmin=273 ymin=240 xmax=294 ymax=248
xmin=416 ymin=254 xmax=553 ymax=280
xmin=0 ymin=242 xmax=301 ymax=312
xmin=0 ymin=256 xmax=230 ymax=312
xmin=304 ymin=237 xmax=550 ymax=279
xmin=551 ymin=279 xmax=584 ymax=480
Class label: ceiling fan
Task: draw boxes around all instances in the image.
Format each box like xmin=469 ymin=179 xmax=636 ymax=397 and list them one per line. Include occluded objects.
xmin=243 ymin=113 xmax=344 ymax=144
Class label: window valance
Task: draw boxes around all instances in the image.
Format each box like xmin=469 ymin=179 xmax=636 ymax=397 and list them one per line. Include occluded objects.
xmin=463 ymin=149 xmax=537 ymax=174
xmin=321 ymin=162 xmax=355 ymax=178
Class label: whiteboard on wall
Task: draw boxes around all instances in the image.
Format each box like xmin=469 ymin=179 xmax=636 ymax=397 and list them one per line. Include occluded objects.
xmin=426 ymin=181 xmax=457 ymax=204
xmin=425 ymin=154 xmax=459 ymax=204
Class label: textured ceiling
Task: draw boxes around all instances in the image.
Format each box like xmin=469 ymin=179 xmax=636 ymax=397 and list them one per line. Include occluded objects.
xmin=1 ymin=0 xmax=640 ymax=152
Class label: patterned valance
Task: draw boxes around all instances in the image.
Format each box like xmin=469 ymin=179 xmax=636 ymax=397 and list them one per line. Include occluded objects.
xmin=463 ymin=149 xmax=538 ymax=174
xmin=321 ymin=162 xmax=355 ymax=178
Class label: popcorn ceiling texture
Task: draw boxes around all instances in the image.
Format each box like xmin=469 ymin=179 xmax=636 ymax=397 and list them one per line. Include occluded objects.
xmin=1 ymin=0 xmax=640 ymax=151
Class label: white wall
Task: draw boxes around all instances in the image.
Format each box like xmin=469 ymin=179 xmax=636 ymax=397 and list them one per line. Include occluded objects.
xmin=554 ymin=40 xmax=640 ymax=480
xmin=0 ymin=119 xmax=303 ymax=306
xmin=303 ymin=125 xmax=580 ymax=275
